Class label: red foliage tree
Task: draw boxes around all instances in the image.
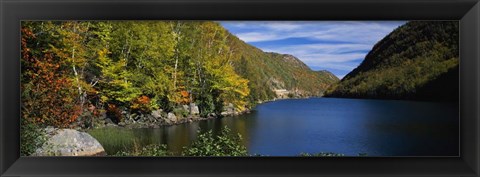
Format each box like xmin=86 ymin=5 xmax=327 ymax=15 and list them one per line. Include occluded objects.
xmin=21 ymin=26 xmax=82 ymax=128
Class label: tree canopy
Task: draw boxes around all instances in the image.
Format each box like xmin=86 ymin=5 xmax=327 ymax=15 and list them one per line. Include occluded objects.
xmin=21 ymin=21 xmax=337 ymax=128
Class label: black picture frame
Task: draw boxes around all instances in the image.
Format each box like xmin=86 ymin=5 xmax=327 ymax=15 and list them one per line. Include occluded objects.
xmin=1 ymin=0 xmax=479 ymax=176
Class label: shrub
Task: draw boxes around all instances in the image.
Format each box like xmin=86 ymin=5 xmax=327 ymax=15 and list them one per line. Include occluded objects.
xmin=173 ymin=107 xmax=189 ymax=118
xmin=130 ymin=95 xmax=159 ymax=113
xmin=106 ymin=103 xmax=124 ymax=123
xmin=196 ymin=94 xmax=215 ymax=117
xmin=20 ymin=118 xmax=47 ymax=156
xmin=182 ymin=127 xmax=247 ymax=156
xmin=114 ymin=144 xmax=170 ymax=157
xmin=287 ymin=93 xmax=295 ymax=98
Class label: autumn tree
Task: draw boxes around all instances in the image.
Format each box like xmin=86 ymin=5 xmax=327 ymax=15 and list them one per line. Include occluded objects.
xmin=21 ymin=22 xmax=83 ymax=128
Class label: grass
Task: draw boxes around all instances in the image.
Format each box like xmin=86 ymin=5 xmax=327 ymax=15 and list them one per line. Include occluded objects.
xmin=89 ymin=127 xmax=367 ymax=157
xmin=88 ymin=127 xmax=138 ymax=155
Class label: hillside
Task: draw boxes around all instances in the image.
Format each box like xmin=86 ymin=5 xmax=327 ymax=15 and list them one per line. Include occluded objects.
xmin=227 ymin=34 xmax=339 ymax=104
xmin=21 ymin=20 xmax=339 ymax=127
xmin=325 ymin=21 xmax=459 ymax=101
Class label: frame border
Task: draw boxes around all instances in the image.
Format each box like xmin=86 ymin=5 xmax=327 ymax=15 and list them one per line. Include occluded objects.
xmin=1 ymin=0 xmax=479 ymax=176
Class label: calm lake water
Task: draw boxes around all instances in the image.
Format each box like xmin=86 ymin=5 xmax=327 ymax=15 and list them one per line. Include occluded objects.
xmin=91 ymin=98 xmax=459 ymax=156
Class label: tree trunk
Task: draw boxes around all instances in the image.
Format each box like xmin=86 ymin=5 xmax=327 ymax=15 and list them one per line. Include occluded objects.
xmin=72 ymin=48 xmax=84 ymax=110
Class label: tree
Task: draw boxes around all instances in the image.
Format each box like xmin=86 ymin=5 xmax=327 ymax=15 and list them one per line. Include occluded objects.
xmin=21 ymin=22 xmax=83 ymax=128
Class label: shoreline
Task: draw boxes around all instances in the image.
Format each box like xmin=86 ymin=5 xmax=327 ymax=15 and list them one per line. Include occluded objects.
xmin=91 ymin=95 xmax=324 ymax=130
xmin=92 ymin=107 xmax=252 ymax=130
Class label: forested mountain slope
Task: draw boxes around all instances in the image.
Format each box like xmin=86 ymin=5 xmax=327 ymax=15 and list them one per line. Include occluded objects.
xmin=325 ymin=21 xmax=459 ymax=101
xmin=21 ymin=21 xmax=338 ymax=129
xmin=227 ymin=34 xmax=339 ymax=104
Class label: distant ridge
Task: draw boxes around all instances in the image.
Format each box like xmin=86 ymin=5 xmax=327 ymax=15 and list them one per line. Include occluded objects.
xmin=325 ymin=21 xmax=459 ymax=102
xmin=225 ymin=31 xmax=339 ymax=103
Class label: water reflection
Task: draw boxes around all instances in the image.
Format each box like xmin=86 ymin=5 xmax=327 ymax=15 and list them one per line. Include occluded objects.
xmin=93 ymin=98 xmax=459 ymax=156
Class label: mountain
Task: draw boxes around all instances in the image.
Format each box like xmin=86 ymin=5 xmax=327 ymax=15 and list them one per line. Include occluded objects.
xmin=325 ymin=21 xmax=459 ymax=102
xmin=226 ymin=33 xmax=339 ymax=104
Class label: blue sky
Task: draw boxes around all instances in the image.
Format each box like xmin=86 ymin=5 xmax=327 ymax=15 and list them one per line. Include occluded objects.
xmin=220 ymin=21 xmax=406 ymax=79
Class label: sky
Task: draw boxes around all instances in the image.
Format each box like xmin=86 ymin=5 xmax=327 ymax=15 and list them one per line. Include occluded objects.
xmin=220 ymin=21 xmax=406 ymax=79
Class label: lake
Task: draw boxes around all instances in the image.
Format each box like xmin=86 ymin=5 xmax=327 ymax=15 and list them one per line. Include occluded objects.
xmin=90 ymin=97 xmax=459 ymax=156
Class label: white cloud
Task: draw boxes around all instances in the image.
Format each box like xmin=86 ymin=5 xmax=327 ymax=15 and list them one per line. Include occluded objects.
xmin=235 ymin=32 xmax=282 ymax=42
xmin=220 ymin=21 xmax=406 ymax=78
xmin=224 ymin=21 xmax=404 ymax=43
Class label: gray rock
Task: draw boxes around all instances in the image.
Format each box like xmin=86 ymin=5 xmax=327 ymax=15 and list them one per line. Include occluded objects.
xmin=221 ymin=111 xmax=228 ymax=116
xmin=45 ymin=126 xmax=56 ymax=134
xmin=32 ymin=129 xmax=106 ymax=156
xmin=132 ymin=113 xmax=140 ymax=121
xmin=106 ymin=123 xmax=117 ymax=127
xmin=104 ymin=118 xmax=114 ymax=124
xmin=151 ymin=109 xmax=163 ymax=119
xmin=163 ymin=118 xmax=172 ymax=125
xmin=223 ymin=103 xmax=235 ymax=115
xmin=189 ymin=103 xmax=200 ymax=115
xmin=137 ymin=114 xmax=144 ymax=122
xmin=146 ymin=115 xmax=156 ymax=122
xmin=182 ymin=105 xmax=190 ymax=112
xmin=118 ymin=122 xmax=126 ymax=126
xmin=167 ymin=112 xmax=177 ymax=123
xmin=208 ymin=113 xmax=217 ymax=118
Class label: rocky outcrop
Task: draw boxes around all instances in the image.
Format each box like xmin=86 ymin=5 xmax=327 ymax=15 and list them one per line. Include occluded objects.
xmin=189 ymin=103 xmax=200 ymax=115
xmin=167 ymin=112 xmax=177 ymax=123
xmin=220 ymin=103 xmax=251 ymax=117
xmin=90 ymin=103 xmax=251 ymax=129
xmin=151 ymin=109 xmax=163 ymax=119
xmin=32 ymin=128 xmax=106 ymax=156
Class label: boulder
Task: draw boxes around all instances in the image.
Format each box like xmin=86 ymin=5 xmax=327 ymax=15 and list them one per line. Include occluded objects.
xmin=32 ymin=129 xmax=106 ymax=156
xmin=137 ymin=114 xmax=145 ymax=122
xmin=104 ymin=118 xmax=114 ymax=124
xmin=131 ymin=113 xmax=140 ymax=121
xmin=167 ymin=112 xmax=177 ymax=123
xmin=45 ymin=126 xmax=56 ymax=134
xmin=208 ymin=113 xmax=217 ymax=118
xmin=151 ymin=109 xmax=163 ymax=119
xmin=163 ymin=118 xmax=172 ymax=125
xmin=225 ymin=103 xmax=235 ymax=116
xmin=189 ymin=103 xmax=200 ymax=115
xmin=221 ymin=111 xmax=228 ymax=116
xmin=233 ymin=111 xmax=240 ymax=116
xmin=182 ymin=105 xmax=190 ymax=112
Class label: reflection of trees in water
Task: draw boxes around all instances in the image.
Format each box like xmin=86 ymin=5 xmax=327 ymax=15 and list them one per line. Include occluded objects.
xmin=218 ymin=111 xmax=259 ymax=149
xmin=132 ymin=128 xmax=157 ymax=146
xmin=162 ymin=123 xmax=200 ymax=154
xmin=102 ymin=112 xmax=260 ymax=155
